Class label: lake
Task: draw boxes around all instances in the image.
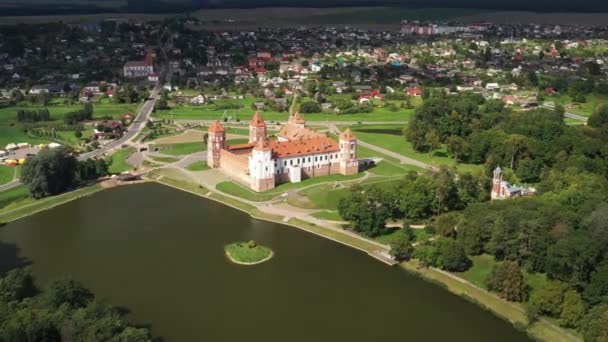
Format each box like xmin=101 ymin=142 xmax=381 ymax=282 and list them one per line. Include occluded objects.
xmin=0 ymin=183 xmax=530 ymax=342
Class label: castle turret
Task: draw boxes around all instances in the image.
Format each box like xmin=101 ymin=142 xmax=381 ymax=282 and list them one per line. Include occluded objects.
xmin=491 ymin=166 xmax=503 ymax=200
xmin=249 ymin=139 xmax=275 ymax=192
xmin=207 ymin=121 xmax=225 ymax=168
xmin=339 ymin=128 xmax=358 ymax=176
xmin=249 ymin=111 xmax=267 ymax=144
xmin=288 ymin=112 xmax=306 ymax=129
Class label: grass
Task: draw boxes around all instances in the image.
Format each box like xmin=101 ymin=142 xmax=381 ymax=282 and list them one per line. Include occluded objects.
xmin=107 ymin=147 xmax=135 ymax=174
xmin=216 ymin=173 xmax=364 ymax=202
xmin=0 ymin=101 xmax=138 ymax=147
xmin=454 ymin=254 xmax=497 ymax=289
xmin=373 ymin=227 xmax=434 ymax=245
xmin=288 ymin=218 xmax=381 ymax=253
xmin=0 ymin=166 xmax=16 ymax=185
xmin=349 ymin=127 xmax=482 ymax=173
xmin=224 ymin=241 xmax=273 ymax=264
xmin=185 ymin=161 xmax=209 ymax=171
xmin=147 ymin=155 xmax=179 ymax=164
xmin=550 ymin=92 xmax=608 ymax=117
xmin=0 ymin=184 xmax=103 ymax=223
xmin=226 ymin=138 xmax=249 ymax=146
xmin=152 ymin=97 xmax=413 ymax=123
xmin=0 ymin=185 xmax=29 ymax=210
xmin=310 ymin=211 xmax=343 ymax=221
xmin=151 ymin=141 xmax=205 ymax=156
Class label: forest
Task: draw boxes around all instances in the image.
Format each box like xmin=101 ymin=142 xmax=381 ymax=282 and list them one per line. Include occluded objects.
xmin=338 ymin=92 xmax=608 ymax=340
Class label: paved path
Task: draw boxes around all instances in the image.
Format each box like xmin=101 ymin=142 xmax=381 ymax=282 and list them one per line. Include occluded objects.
xmin=564 ymin=112 xmax=588 ymax=122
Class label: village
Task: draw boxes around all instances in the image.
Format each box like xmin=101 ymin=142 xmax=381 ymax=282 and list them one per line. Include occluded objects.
xmin=1 ymin=8 xmax=608 ymax=342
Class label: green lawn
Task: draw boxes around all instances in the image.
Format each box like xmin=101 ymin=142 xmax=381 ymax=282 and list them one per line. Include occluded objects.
xmin=152 ymin=141 xmax=205 ymax=156
xmin=226 ymin=138 xmax=249 ymax=146
xmin=350 ymin=127 xmax=482 ymax=173
xmin=454 ymin=254 xmax=497 ymax=289
xmin=0 ymin=166 xmax=16 ymax=185
xmin=550 ymin=92 xmax=608 ymax=117
xmin=153 ymin=98 xmax=413 ymax=123
xmin=224 ymin=241 xmax=273 ymax=264
xmin=107 ymin=148 xmax=135 ymax=174
xmin=311 ymin=210 xmax=343 ymax=221
xmin=0 ymin=185 xmax=29 ymax=210
xmin=0 ymin=101 xmax=138 ymax=148
xmin=185 ymin=161 xmax=209 ymax=171
xmin=216 ymin=173 xmax=364 ymax=202
xmin=148 ymin=155 xmax=179 ymax=164
xmin=298 ymin=183 xmax=351 ymax=211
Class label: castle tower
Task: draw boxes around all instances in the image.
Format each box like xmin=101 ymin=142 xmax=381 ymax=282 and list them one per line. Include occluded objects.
xmin=249 ymin=139 xmax=275 ymax=192
xmin=491 ymin=166 xmax=503 ymax=200
xmin=145 ymin=50 xmax=154 ymax=67
xmin=249 ymin=111 xmax=267 ymax=144
xmin=288 ymin=112 xmax=306 ymax=129
xmin=339 ymin=128 xmax=359 ymax=176
xmin=207 ymin=121 xmax=226 ymax=168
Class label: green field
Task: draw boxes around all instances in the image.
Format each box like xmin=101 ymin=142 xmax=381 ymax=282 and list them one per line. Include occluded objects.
xmin=153 ymin=98 xmax=413 ymax=123
xmin=0 ymin=101 xmax=138 ymax=147
xmin=348 ymin=125 xmax=482 ymax=173
xmin=310 ymin=210 xmax=343 ymax=221
xmin=454 ymin=254 xmax=497 ymax=289
xmin=0 ymin=185 xmax=29 ymax=210
xmin=185 ymin=161 xmax=210 ymax=171
xmin=550 ymin=92 xmax=608 ymax=117
xmin=152 ymin=142 xmax=205 ymax=156
xmin=107 ymin=148 xmax=135 ymax=174
xmin=0 ymin=166 xmax=16 ymax=185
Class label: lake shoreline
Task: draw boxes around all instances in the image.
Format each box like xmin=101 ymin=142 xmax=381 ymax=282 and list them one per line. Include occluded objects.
xmin=0 ymin=180 xmax=580 ymax=342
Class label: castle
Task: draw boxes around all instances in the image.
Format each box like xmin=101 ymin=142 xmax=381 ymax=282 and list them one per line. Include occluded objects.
xmin=207 ymin=112 xmax=359 ymax=192
xmin=491 ymin=166 xmax=536 ymax=200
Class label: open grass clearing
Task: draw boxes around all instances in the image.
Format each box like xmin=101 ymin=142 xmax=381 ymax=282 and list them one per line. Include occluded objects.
xmin=151 ymin=141 xmax=205 ymax=156
xmin=185 ymin=161 xmax=210 ymax=171
xmin=107 ymin=147 xmax=135 ymax=174
xmin=216 ymin=173 xmax=364 ymax=202
xmin=310 ymin=210 xmax=343 ymax=221
xmin=148 ymin=155 xmax=179 ymax=164
xmin=0 ymin=166 xmax=17 ymax=185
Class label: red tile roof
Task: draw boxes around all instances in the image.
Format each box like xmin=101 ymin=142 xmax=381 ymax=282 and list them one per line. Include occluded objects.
xmin=208 ymin=121 xmax=225 ymax=133
xmin=340 ymin=128 xmax=357 ymax=141
xmin=250 ymin=111 xmax=266 ymax=127
xmin=269 ymin=137 xmax=339 ymax=158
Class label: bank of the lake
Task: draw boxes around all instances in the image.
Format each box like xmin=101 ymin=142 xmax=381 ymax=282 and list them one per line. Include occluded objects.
xmin=0 ymin=183 xmax=531 ymax=342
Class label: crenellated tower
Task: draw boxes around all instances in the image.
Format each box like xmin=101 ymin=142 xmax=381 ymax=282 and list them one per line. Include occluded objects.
xmin=249 ymin=111 xmax=267 ymax=144
xmin=339 ymin=128 xmax=359 ymax=176
xmin=207 ymin=121 xmax=226 ymax=168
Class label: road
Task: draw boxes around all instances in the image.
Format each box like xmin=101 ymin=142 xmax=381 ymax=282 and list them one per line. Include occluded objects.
xmin=0 ymin=83 xmax=161 ymax=192
xmin=564 ymin=112 xmax=588 ymax=122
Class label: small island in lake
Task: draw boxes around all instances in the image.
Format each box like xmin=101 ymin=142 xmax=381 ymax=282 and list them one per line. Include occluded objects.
xmin=224 ymin=241 xmax=274 ymax=265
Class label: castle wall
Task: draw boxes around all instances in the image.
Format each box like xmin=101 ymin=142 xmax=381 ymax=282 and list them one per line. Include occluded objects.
xmin=219 ymin=149 xmax=250 ymax=184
